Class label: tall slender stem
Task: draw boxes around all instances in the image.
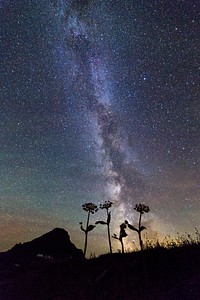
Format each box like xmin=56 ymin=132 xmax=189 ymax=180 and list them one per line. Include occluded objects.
xmin=138 ymin=212 xmax=143 ymax=250
xmin=120 ymin=239 xmax=124 ymax=254
xmin=107 ymin=209 xmax=112 ymax=254
xmin=139 ymin=212 xmax=142 ymax=228
xmin=84 ymin=211 xmax=90 ymax=257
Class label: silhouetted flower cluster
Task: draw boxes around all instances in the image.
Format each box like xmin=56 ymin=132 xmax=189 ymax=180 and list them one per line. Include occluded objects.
xmin=82 ymin=202 xmax=98 ymax=214
xmin=125 ymin=203 xmax=150 ymax=251
xmin=100 ymin=200 xmax=113 ymax=210
xmin=119 ymin=223 xmax=127 ymax=240
xmin=134 ymin=203 xmax=150 ymax=214
xmin=80 ymin=202 xmax=98 ymax=257
xmin=80 ymin=201 xmax=151 ymax=255
xmin=96 ymin=200 xmax=113 ymax=253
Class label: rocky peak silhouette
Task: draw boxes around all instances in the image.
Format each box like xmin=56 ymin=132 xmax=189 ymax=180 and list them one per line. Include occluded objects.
xmin=9 ymin=228 xmax=84 ymax=260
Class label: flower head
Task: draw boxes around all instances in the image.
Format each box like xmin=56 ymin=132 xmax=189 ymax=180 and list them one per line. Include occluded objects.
xmin=100 ymin=200 xmax=113 ymax=210
xmin=134 ymin=203 xmax=150 ymax=214
xmin=119 ymin=223 xmax=127 ymax=239
xmin=82 ymin=202 xmax=98 ymax=214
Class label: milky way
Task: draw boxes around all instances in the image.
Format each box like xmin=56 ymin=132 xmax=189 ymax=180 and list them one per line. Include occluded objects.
xmin=55 ymin=0 xmax=146 ymax=215
xmin=1 ymin=0 xmax=200 ymax=254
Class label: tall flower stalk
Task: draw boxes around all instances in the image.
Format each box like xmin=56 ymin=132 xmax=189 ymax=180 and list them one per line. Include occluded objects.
xmin=125 ymin=203 xmax=150 ymax=251
xmin=112 ymin=223 xmax=127 ymax=254
xmin=96 ymin=200 xmax=113 ymax=254
xmin=80 ymin=202 xmax=98 ymax=257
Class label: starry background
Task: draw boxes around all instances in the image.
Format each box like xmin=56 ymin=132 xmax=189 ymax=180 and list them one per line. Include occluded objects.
xmin=0 ymin=0 xmax=200 ymax=255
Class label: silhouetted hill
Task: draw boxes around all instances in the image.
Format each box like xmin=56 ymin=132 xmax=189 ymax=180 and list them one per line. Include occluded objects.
xmin=10 ymin=228 xmax=83 ymax=258
xmin=0 ymin=228 xmax=84 ymax=268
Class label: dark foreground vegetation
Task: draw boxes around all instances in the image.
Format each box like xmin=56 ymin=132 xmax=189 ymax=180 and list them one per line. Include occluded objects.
xmin=0 ymin=228 xmax=200 ymax=300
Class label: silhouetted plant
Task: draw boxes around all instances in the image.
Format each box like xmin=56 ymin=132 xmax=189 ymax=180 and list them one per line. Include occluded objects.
xmin=195 ymin=227 xmax=200 ymax=243
xmin=95 ymin=200 xmax=113 ymax=254
xmin=112 ymin=223 xmax=127 ymax=253
xmin=80 ymin=202 xmax=98 ymax=257
xmin=125 ymin=203 xmax=150 ymax=251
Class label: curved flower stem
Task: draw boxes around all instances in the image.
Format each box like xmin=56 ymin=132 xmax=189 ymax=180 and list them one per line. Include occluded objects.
xmin=107 ymin=210 xmax=112 ymax=254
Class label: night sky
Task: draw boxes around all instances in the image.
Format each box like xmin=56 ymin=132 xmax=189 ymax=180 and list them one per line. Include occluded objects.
xmin=1 ymin=0 xmax=200 ymax=255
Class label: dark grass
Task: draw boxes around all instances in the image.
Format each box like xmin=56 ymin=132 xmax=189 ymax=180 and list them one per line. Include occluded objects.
xmin=0 ymin=237 xmax=200 ymax=300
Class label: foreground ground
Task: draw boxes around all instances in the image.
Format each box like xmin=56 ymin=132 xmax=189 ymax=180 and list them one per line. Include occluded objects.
xmin=0 ymin=243 xmax=200 ymax=299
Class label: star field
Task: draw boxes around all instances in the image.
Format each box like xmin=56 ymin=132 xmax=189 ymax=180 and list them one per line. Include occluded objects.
xmin=0 ymin=0 xmax=200 ymax=255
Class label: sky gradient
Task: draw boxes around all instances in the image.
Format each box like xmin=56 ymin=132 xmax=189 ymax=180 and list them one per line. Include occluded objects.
xmin=1 ymin=0 xmax=200 ymax=256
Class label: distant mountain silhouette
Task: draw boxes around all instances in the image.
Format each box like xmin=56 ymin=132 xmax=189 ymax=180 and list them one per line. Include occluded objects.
xmin=0 ymin=228 xmax=84 ymax=268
